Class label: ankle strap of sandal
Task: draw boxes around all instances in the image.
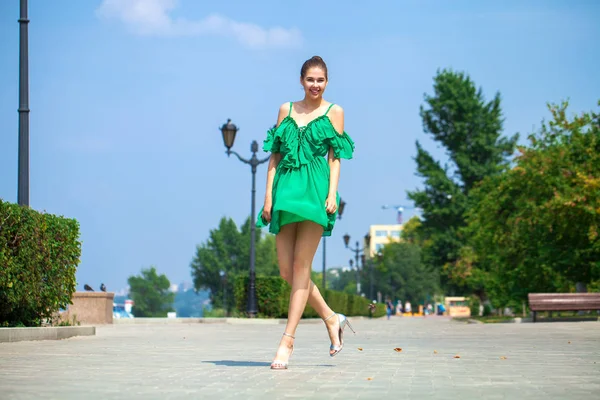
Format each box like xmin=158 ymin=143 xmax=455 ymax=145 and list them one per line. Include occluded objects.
xmin=283 ymin=332 xmax=295 ymax=339
xmin=323 ymin=312 xmax=336 ymax=322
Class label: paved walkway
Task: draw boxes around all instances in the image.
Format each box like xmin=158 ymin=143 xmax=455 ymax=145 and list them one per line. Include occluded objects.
xmin=1 ymin=317 xmax=599 ymax=399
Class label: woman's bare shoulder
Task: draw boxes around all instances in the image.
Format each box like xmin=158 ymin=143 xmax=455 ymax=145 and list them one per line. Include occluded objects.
xmin=276 ymin=102 xmax=292 ymax=125
xmin=328 ymin=103 xmax=345 ymax=134
xmin=279 ymin=102 xmax=291 ymax=113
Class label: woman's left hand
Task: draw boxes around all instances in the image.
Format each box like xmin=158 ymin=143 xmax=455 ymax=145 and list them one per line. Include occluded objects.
xmin=325 ymin=195 xmax=337 ymax=214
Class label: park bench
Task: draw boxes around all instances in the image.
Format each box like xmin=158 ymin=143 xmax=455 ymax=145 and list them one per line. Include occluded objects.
xmin=528 ymin=293 xmax=600 ymax=322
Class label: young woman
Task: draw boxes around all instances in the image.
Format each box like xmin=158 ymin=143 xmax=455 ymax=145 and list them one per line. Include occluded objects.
xmin=257 ymin=55 xmax=355 ymax=370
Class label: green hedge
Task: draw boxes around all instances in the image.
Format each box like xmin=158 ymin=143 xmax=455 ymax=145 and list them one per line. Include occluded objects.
xmin=0 ymin=200 xmax=81 ymax=327
xmin=234 ymin=274 xmax=386 ymax=318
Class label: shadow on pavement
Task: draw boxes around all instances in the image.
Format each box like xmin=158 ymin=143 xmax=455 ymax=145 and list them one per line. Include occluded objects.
xmin=202 ymin=360 xmax=335 ymax=367
xmin=203 ymin=360 xmax=272 ymax=367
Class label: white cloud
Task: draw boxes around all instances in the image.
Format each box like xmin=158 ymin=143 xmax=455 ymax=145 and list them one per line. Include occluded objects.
xmin=96 ymin=0 xmax=303 ymax=49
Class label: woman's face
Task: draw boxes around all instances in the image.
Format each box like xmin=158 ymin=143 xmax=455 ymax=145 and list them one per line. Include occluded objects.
xmin=301 ymin=67 xmax=327 ymax=100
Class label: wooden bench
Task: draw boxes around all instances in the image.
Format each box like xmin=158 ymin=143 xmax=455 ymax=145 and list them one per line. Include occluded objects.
xmin=528 ymin=293 xmax=600 ymax=322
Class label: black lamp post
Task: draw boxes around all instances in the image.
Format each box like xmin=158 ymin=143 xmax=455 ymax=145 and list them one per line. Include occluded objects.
xmin=18 ymin=0 xmax=30 ymax=206
xmin=220 ymin=119 xmax=270 ymax=317
xmin=322 ymin=198 xmax=345 ymax=289
xmin=362 ymin=233 xmax=374 ymax=300
xmin=343 ymin=233 xmax=367 ymax=295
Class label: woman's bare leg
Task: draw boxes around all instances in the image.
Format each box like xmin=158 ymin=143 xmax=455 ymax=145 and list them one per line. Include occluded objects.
xmin=285 ymin=221 xmax=324 ymax=336
xmin=277 ymin=234 xmax=335 ymax=321
xmin=271 ymin=223 xmax=298 ymax=365
xmin=273 ymin=224 xmax=342 ymax=363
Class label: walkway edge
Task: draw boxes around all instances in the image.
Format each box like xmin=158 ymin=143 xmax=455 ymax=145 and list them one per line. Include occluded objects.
xmin=113 ymin=316 xmax=379 ymax=325
xmin=0 ymin=326 xmax=96 ymax=343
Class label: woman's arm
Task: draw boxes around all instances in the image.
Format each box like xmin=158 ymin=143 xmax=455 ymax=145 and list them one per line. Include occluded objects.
xmin=325 ymin=105 xmax=345 ymax=214
xmin=262 ymin=103 xmax=289 ymax=222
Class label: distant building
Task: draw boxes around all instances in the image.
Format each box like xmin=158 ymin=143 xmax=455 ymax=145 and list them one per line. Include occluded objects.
xmin=367 ymin=224 xmax=403 ymax=256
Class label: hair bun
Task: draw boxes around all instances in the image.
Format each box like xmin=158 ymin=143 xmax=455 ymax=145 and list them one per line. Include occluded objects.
xmin=300 ymin=56 xmax=328 ymax=79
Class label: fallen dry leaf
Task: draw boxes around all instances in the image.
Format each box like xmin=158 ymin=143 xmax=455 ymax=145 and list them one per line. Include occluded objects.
xmin=454 ymin=355 xmax=461 ymax=359
xmin=394 ymin=348 xmax=402 ymax=352
xmin=367 ymin=377 xmax=373 ymax=381
xmin=357 ymin=347 xmax=363 ymax=351
xmin=500 ymin=356 xmax=507 ymax=360
xmin=568 ymin=341 xmax=571 ymax=344
xmin=433 ymin=350 xmax=438 ymax=354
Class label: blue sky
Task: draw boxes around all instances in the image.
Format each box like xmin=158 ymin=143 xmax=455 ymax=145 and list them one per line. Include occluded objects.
xmin=1 ymin=0 xmax=598 ymax=293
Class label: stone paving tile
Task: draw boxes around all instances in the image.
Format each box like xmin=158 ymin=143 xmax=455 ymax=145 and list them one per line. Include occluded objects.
xmin=0 ymin=317 xmax=599 ymax=399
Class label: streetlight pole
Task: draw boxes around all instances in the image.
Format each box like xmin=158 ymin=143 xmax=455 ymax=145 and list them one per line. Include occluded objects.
xmin=18 ymin=0 xmax=30 ymax=207
xmin=220 ymin=119 xmax=270 ymax=318
xmin=343 ymin=233 xmax=367 ymax=295
xmin=322 ymin=198 xmax=345 ymax=289
xmin=362 ymin=233 xmax=373 ymax=300
xmin=349 ymin=259 xmax=357 ymax=294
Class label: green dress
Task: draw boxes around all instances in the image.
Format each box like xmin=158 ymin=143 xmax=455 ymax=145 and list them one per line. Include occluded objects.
xmin=256 ymin=102 xmax=355 ymax=237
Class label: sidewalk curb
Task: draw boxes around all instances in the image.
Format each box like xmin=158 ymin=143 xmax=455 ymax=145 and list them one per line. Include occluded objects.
xmin=113 ymin=316 xmax=380 ymax=325
xmin=0 ymin=326 xmax=96 ymax=343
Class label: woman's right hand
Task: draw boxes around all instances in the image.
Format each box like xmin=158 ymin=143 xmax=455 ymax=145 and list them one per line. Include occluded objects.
xmin=262 ymin=198 xmax=273 ymax=223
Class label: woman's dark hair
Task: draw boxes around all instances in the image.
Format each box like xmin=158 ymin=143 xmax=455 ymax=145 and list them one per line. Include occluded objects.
xmin=301 ymin=56 xmax=328 ymax=80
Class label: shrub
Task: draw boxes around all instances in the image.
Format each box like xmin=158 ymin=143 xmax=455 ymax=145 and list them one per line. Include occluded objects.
xmin=0 ymin=200 xmax=81 ymax=326
xmin=234 ymin=274 xmax=381 ymax=318
xmin=468 ymin=296 xmax=481 ymax=317
xmin=482 ymin=303 xmax=492 ymax=317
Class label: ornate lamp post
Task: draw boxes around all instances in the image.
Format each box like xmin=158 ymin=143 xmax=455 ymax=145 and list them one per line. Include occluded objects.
xmin=361 ymin=233 xmax=374 ymax=300
xmin=322 ymin=198 xmax=345 ymax=289
xmin=343 ymin=232 xmax=368 ymax=295
xmin=220 ymin=119 xmax=270 ymax=317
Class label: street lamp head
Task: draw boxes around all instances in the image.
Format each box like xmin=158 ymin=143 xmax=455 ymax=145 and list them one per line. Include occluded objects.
xmin=338 ymin=198 xmax=346 ymax=219
xmin=251 ymin=140 xmax=259 ymax=153
xmin=364 ymin=233 xmax=371 ymax=247
xmin=220 ymin=119 xmax=238 ymax=150
xmin=343 ymin=233 xmax=350 ymax=247
xmin=349 ymin=259 xmax=353 ymax=268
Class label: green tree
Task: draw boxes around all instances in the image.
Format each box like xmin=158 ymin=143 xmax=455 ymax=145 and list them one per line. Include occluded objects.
xmin=375 ymin=242 xmax=438 ymax=305
xmin=466 ymin=101 xmax=600 ymax=306
xmin=407 ymin=69 xmax=518 ymax=294
xmin=400 ymin=216 xmax=428 ymax=247
xmin=127 ymin=266 xmax=175 ymax=317
xmin=190 ymin=216 xmax=279 ymax=313
xmin=328 ymin=267 xmax=359 ymax=294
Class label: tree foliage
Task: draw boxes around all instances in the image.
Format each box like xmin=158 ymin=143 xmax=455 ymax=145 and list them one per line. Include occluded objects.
xmin=374 ymin=242 xmax=438 ymax=305
xmin=464 ymin=101 xmax=600 ymax=306
xmin=127 ymin=266 xmax=175 ymax=317
xmin=190 ymin=217 xmax=278 ymax=312
xmin=407 ymin=69 xmax=518 ymax=294
xmin=327 ymin=268 xmax=361 ymax=295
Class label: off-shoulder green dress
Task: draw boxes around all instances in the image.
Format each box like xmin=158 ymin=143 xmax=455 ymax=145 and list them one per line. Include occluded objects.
xmin=256 ymin=102 xmax=355 ymax=237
